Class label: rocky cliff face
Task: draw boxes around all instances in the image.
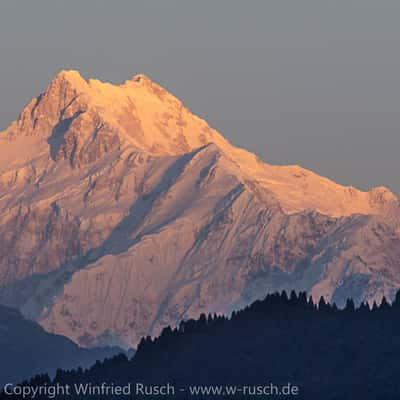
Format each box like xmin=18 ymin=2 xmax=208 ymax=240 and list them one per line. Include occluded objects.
xmin=0 ymin=70 xmax=399 ymax=348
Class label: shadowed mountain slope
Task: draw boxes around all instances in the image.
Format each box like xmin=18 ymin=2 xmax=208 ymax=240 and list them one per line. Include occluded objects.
xmin=0 ymin=305 xmax=125 ymax=386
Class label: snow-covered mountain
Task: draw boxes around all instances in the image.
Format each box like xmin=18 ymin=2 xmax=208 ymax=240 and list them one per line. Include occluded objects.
xmin=0 ymin=70 xmax=399 ymax=348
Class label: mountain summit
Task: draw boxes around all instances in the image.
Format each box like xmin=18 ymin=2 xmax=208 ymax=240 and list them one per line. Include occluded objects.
xmin=4 ymin=70 xmax=396 ymax=216
xmin=0 ymin=71 xmax=399 ymax=348
xmin=6 ymin=69 xmax=225 ymax=159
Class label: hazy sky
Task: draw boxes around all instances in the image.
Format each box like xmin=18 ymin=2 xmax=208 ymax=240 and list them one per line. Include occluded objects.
xmin=0 ymin=1 xmax=399 ymax=193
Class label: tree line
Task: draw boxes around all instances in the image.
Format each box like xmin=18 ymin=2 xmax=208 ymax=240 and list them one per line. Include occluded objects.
xmin=3 ymin=290 xmax=400 ymax=399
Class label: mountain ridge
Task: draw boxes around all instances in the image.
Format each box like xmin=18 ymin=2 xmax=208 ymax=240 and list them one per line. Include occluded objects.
xmin=0 ymin=70 xmax=399 ymax=348
xmin=0 ymin=304 xmax=125 ymax=386
xmin=2 ymin=69 xmax=397 ymax=216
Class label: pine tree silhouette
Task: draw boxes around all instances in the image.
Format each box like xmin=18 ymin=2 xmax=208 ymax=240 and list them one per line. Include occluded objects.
xmin=4 ymin=289 xmax=400 ymax=400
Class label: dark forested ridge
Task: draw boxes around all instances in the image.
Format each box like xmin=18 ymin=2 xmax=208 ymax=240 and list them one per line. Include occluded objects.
xmin=3 ymin=291 xmax=400 ymax=400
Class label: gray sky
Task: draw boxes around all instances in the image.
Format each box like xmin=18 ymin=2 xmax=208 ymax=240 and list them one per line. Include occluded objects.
xmin=0 ymin=0 xmax=399 ymax=193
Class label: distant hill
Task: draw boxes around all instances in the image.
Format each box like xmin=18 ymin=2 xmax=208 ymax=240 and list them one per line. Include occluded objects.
xmin=0 ymin=305 xmax=126 ymax=386
xmin=7 ymin=291 xmax=400 ymax=400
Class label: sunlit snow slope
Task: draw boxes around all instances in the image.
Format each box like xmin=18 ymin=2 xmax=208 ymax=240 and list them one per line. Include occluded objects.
xmin=0 ymin=71 xmax=399 ymax=348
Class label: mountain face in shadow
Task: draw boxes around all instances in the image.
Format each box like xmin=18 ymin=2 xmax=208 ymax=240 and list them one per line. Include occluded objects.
xmin=0 ymin=70 xmax=399 ymax=349
xmin=6 ymin=291 xmax=400 ymax=400
xmin=0 ymin=305 xmax=125 ymax=386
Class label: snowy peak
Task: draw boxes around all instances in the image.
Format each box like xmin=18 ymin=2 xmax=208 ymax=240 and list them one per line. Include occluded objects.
xmin=52 ymin=69 xmax=88 ymax=89
xmin=0 ymin=70 xmax=400 ymax=348
xmin=49 ymin=69 xmax=226 ymax=158
xmin=1 ymin=70 xmax=398 ymax=218
xmin=4 ymin=70 xmax=229 ymax=163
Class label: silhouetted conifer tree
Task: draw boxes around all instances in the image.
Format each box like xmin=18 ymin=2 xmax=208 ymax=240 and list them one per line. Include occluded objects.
xmin=318 ymin=296 xmax=328 ymax=311
xmin=345 ymin=298 xmax=355 ymax=312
